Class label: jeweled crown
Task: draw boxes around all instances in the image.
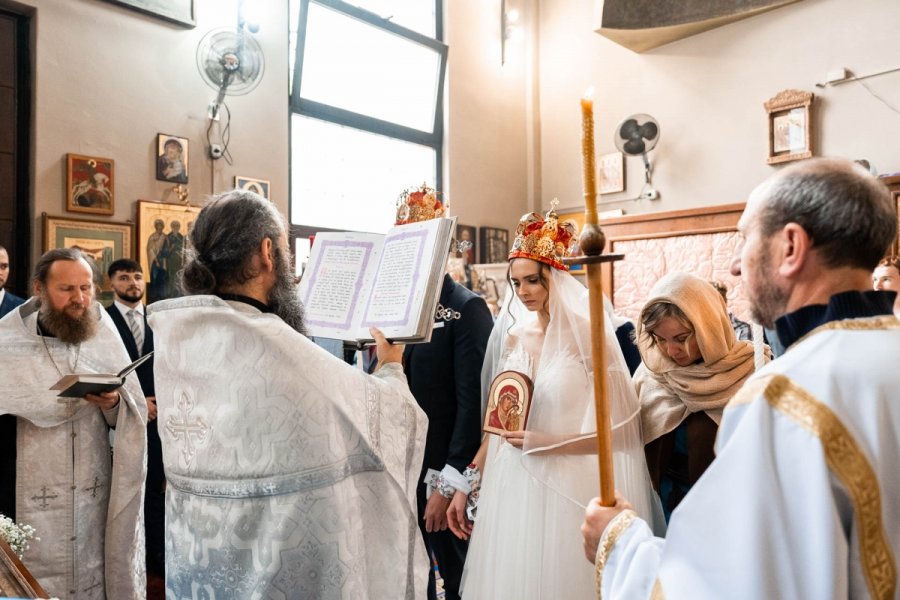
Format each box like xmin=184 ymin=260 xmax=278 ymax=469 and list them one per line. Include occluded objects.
xmin=395 ymin=183 xmax=446 ymax=225
xmin=508 ymin=199 xmax=577 ymax=271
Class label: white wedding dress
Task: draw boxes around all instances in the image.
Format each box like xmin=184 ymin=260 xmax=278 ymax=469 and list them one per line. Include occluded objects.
xmin=460 ymin=266 xmax=663 ymax=599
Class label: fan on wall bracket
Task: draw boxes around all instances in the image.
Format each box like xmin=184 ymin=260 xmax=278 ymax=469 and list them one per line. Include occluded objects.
xmin=614 ymin=113 xmax=660 ymax=200
xmin=197 ymin=28 xmax=265 ymax=120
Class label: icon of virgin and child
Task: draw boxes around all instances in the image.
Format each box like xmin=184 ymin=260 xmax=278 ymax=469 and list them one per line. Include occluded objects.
xmin=483 ymin=371 xmax=532 ymax=435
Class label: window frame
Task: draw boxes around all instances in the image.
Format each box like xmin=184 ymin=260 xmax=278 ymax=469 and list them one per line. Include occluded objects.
xmin=289 ymin=0 xmax=446 ymax=245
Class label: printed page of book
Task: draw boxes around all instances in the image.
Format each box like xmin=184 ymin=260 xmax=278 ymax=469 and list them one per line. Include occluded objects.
xmin=298 ymin=231 xmax=384 ymax=340
xmin=357 ymin=218 xmax=449 ymax=340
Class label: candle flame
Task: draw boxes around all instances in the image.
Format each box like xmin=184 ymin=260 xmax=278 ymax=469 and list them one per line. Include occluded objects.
xmin=583 ymin=87 xmax=594 ymax=100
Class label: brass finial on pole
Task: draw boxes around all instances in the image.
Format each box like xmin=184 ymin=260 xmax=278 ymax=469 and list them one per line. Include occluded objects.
xmin=563 ymin=89 xmax=623 ymax=507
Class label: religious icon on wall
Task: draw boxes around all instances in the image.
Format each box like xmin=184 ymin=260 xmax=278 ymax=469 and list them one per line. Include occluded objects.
xmin=43 ymin=214 xmax=133 ymax=306
xmin=479 ymin=226 xmax=509 ymax=264
xmin=66 ymin=153 xmax=115 ymax=216
xmin=156 ymin=133 xmax=189 ymax=184
xmin=235 ymin=176 xmax=271 ymax=199
xmin=483 ymin=370 xmax=533 ymax=436
xmin=764 ymin=89 xmax=814 ymax=165
xmin=599 ymin=151 xmax=625 ymax=194
xmin=136 ymin=200 xmax=201 ymax=303
xmin=456 ymin=224 xmax=477 ymax=264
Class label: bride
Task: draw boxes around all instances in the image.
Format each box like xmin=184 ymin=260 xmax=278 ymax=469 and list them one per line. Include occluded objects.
xmin=446 ymin=206 xmax=663 ymax=598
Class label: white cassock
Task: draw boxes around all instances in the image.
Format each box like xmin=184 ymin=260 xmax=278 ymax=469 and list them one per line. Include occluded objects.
xmin=149 ymin=296 xmax=429 ymax=600
xmin=596 ymin=316 xmax=900 ymax=600
xmin=0 ymin=299 xmax=147 ymax=600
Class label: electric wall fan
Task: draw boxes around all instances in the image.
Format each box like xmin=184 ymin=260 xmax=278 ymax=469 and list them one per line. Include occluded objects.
xmin=196 ymin=27 xmax=265 ymax=120
xmin=614 ymin=114 xmax=661 ymax=200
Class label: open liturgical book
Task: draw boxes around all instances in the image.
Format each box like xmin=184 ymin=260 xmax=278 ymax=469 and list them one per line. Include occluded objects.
xmin=299 ymin=216 xmax=457 ymax=345
xmin=50 ymin=351 xmax=153 ymax=398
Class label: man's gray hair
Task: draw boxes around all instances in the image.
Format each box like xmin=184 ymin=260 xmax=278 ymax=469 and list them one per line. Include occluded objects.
xmin=182 ymin=190 xmax=286 ymax=295
xmin=758 ymin=158 xmax=896 ymax=270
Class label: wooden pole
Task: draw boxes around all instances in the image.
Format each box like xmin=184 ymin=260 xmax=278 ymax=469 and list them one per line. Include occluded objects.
xmin=578 ymin=91 xmax=616 ymax=507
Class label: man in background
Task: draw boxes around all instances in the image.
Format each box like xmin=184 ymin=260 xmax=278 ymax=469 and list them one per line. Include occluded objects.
xmin=0 ymin=244 xmax=25 ymax=318
xmin=150 ymin=190 xmax=428 ymax=598
xmin=106 ymin=258 xmax=165 ymax=583
xmin=709 ymin=279 xmax=754 ymax=341
xmin=872 ymin=254 xmax=900 ymax=316
xmin=582 ymin=158 xmax=899 ymax=599
xmin=0 ymin=248 xmax=146 ymax=599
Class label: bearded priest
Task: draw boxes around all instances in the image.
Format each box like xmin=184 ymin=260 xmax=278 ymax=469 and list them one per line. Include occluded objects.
xmin=0 ymin=247 xmax=147 ymax=599
xmin=149 ymin=189 xmax=428 ymax=599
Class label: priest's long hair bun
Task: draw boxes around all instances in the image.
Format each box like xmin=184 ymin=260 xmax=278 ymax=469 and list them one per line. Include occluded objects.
xmin=182 ymin=189 xmax=286 ymax=296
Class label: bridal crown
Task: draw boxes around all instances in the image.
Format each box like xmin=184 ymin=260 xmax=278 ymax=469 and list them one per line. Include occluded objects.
xmin=508 ymin=199 xmax=577 ymax=271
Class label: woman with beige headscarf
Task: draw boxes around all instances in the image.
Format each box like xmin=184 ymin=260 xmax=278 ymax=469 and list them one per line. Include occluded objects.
xmin=635 ymin=271 xmax=767 ymax=518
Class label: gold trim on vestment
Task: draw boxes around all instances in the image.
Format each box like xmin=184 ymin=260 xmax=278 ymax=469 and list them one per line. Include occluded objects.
xmin=594 ymin=509 xmax=637 ymax=599
xmin=791 ymin=315 xmax=900 ymax=350
xmin=728 ymin=374 xmax=896 ymax=600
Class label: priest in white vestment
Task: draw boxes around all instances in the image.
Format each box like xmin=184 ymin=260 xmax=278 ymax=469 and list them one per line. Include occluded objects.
xmin=0 ymin=248 xmax=147 ymax=599
xmin=582 ymin=158 xmax=900 ymax=599
xmin=150 ymin=190 xmax=428 ymax=599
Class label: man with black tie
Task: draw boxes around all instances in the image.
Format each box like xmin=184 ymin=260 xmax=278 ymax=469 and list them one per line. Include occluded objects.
xmin=0 ymin=245 xmax=25 ymax=319
xmin=105 ymin=258 xmax=165 ymax=580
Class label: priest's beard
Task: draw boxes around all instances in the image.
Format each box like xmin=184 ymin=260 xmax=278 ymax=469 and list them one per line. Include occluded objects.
xmin=38 ymin=293 xmax=98 ymax=344
xmin=748 ymin=250 xmax=789 ymax=329
xmin=269 ymin=247 xmax=307 ymax=336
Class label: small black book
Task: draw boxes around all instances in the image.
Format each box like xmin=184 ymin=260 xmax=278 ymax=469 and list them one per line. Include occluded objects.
xmin=50 ymin=352 xmax=153 ymax=398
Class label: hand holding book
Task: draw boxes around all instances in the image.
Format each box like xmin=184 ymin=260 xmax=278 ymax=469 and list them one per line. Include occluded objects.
xmin=50 ymin=351 xmax=153 ymax=398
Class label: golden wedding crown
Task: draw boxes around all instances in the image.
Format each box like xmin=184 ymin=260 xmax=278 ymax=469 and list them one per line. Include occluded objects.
xmin=508 ymin=199 xmax=577 ymax=271
xmin=395 ymin=182 xmax=446 ymax=225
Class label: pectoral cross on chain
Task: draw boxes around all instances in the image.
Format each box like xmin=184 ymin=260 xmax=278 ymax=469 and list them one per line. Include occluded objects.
xmin=31 ymin=486 xmax=58 ymax=509
xmin=166 ymin=391 xmax=209 ymax=466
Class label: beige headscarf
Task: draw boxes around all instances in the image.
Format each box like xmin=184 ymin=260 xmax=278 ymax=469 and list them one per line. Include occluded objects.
xmin=634 ymin=272 xmax=764 ymax=443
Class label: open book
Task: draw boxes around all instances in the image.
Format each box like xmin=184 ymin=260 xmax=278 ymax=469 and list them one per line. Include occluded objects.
xmin=298 ymin=217 xmax=456 ymax=345
xmin=50 ymin=351 xmax=153 ymax=398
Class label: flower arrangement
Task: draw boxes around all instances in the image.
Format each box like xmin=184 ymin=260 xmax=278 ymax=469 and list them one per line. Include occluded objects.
xmin=0 ymin=513 xmax=38 ymax=559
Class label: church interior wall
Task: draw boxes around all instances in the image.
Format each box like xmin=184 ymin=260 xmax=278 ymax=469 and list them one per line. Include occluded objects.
xmin=537 ymin=0 xmax=900 ymax=215
xmin=8 ymin=0 xmax=900 ymax=268
xmin=17 ymin=0 xmax=288 ymax=267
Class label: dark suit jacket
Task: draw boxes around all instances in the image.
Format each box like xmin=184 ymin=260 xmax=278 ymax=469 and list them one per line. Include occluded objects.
xmin=106 ymin=304 xmax=164 ymax=491
xmin=404 ymin=274 xmax=494 ymax=478
xmin=0 ymin=291 xmax=25 ymax=319
xmin=106 ymin=304 xmax=155 ymax=396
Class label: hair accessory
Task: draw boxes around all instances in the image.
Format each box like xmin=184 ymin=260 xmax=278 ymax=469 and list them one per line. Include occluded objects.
xmin=395 ymin=183 xmax=446 ymax=225
xmin=508 ymin=198 xmax=577 ymax=271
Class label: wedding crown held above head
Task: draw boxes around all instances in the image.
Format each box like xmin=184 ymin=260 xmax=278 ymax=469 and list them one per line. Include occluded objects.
xmin=395 ymin=183 xmax=446 ymax=225
xmin=508 ymin=199 xmax=577 ymax=271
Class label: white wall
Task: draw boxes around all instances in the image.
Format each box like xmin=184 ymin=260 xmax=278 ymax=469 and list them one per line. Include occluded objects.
xmin=16 ymin=0 xmax=900 ymax=264
xmin=538 ymin=0 xmax=900 ymax=214
xmin=444 ymin=0 xmax=533 ymax=232
xmin=21 ymin=0 xmax=288 ymax=264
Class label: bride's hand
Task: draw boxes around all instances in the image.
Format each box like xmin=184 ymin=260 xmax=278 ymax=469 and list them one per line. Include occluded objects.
xmin=502 ymin=429 xmax=526 ymax=448
xmin=504 ymin=430 xmax=569 ymax=452
xmin=446 ymin=490 xmax=473 ymax=540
